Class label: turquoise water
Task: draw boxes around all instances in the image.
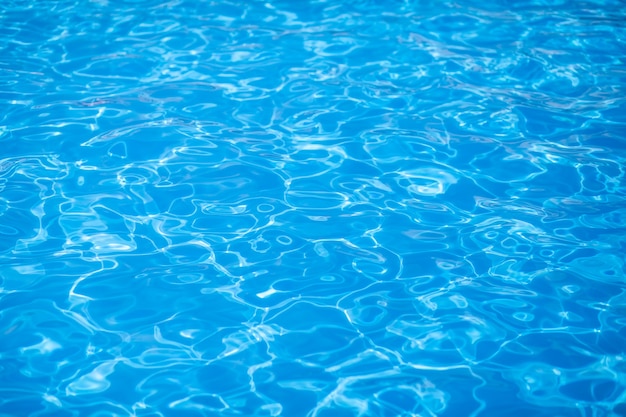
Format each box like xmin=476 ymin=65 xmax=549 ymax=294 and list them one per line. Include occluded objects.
xmin=1 ymin=0 xmax=626 ymax=416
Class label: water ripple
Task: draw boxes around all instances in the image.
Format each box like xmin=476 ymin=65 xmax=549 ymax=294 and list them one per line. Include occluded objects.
xmin=1 ymin=0 xmax=625 ymax=416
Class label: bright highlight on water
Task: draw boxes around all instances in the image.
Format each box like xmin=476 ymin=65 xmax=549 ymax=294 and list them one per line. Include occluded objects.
xmin=1 ymin=0 xmax=625 ymax=416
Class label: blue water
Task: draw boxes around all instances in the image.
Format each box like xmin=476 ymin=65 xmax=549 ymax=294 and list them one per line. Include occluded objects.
xmin=1 ymin=0 xmax=626 ymax=416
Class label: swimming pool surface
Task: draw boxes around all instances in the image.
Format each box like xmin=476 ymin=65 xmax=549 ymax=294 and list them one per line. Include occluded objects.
xmin=1 ymin=0 xmax=626 ymax=416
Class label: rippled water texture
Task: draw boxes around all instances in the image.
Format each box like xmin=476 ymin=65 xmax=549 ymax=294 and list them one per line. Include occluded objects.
xmin=1 ymin=0 xmax=626 ymax=416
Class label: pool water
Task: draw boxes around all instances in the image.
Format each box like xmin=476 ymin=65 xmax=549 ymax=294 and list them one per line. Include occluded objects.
xmin=1 ymin=0 xmax=626 ymax=416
